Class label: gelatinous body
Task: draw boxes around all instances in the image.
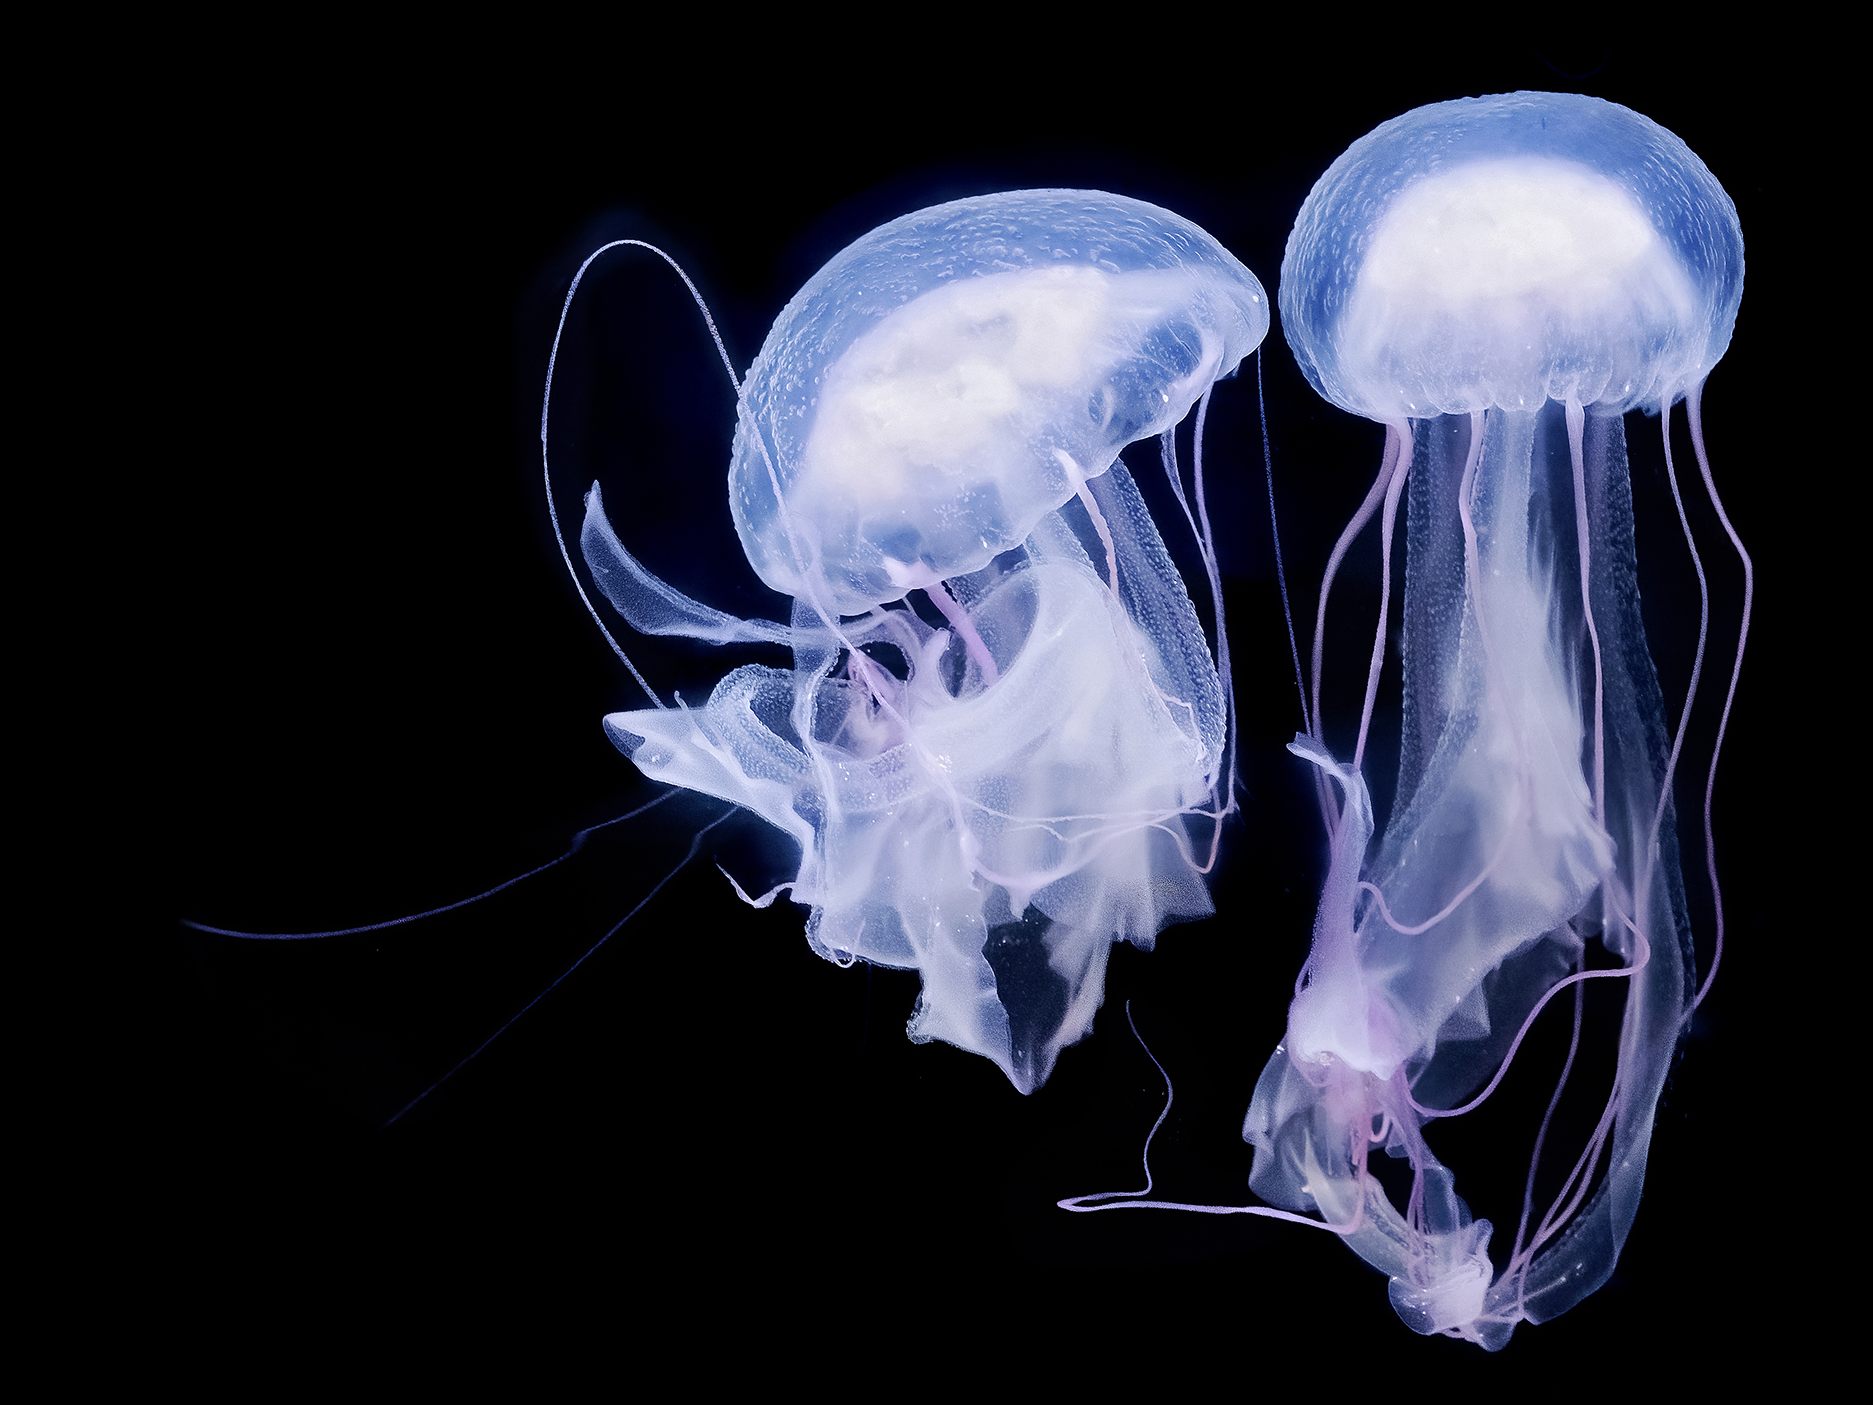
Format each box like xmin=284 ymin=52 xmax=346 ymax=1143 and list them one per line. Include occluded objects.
xmin=582 ymin=191 xmax=1268 ymax=1091
xmin=1249 ymin=94 xmax=1747 ymax=1345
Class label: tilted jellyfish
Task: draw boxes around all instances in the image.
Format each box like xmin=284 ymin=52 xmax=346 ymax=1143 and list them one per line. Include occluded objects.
xmin=1244 ymin=95 xmax=1749 ymax=1344
xmin=564 ymin=191 xmax=1268 ymax=1092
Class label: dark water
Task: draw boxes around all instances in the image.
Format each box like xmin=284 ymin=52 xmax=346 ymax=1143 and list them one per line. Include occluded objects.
xmin=139 ymin=41 xmax=1795 ymax=1383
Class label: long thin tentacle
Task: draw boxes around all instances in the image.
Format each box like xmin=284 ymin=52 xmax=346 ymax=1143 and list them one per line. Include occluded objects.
xmin=542 ymin=240 xmax=743 ymax=706
xmin=181 ymin=791 xmax=676 ymax=940
xmin=1684 ymin=383 xmax=1752 ymax=1013
xmin=386 ymin=807 xmax=734 ymax=1125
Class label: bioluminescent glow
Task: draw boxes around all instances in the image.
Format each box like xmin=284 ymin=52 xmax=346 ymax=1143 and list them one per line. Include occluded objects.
xmin=561 ymin=191 xmax=1268 ymax=1091
xmin=1245 ymin=92 xmax=1749 ymax=1347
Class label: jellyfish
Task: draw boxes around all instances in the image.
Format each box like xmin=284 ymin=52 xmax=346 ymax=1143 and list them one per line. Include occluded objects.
xmin=1241 ymin=94 xmax=1750 ymax=1345
xmin=556 ymin=191 xmax=1269 ymax=1092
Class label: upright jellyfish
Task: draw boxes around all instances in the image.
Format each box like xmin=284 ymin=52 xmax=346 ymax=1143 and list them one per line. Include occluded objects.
xmin=562 ymin=191 xmax=1268 ymax=1092
xmin=1244 ymin=95 xmax=1749 ymax=1344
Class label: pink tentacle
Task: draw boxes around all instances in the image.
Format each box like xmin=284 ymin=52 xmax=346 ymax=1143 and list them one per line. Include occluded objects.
xmin=1311 ymin=424 xmax=1404 ymax=829
xmin=1564 ymin=401 xmax=1607 ymax=827
xmin=923 ymin=580 xmax=999 ymax=685
xmin=1510 ymin=950 xmax=1587 ymax=1319
xmin=1638 ymin=399 xmax=1709 ymax=932
xmin=1352 ymin=423 xmax=1412 ymax=774
xmin=1685 ymin=382 xmax=1752 ymax=1014
xmin=1059 ymin=1002 xmax=1369 ymax=1236
xmin=1405 ymin=924 xmax=1648 ymax=1122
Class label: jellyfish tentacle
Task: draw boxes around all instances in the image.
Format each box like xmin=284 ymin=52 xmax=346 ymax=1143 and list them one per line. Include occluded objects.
xmin=1684 ymin=381 xmax=1752 ymax=1013
xmin=1515 ymin=1054 xmax=1625 ymax=1272
xmin=1509 ymin=912 xmax=1659 ymax=1282
xmin=1055 ymin=448 xmax=1122 ymax=593
xmin=1456 ymin=410 xmax=1535 ymax=779
xmin=550 ymin=245 xmax=956 ymax=877
xmin=1564 ymin=399 xmax=1608 ymax=827
xmin=1402 ymin=951 xmax=1643 ymax=1121
xmin=1352 ymin=422 xmax=1412 ymax=774
xmin=1154 ymin=390 xmax=1239 ymax=862
xmin=921 ymin=580 xmax=998 ymax=685
xmin=1258 ymin=351 xmax=1311 ymax=736
xmin=1085 ymin=454 xmax=1232 ymax=851
xmin=1054 ymin=1001 xmax=1170 ymax=1207
xmin=579 ymin=485 xmax=861 ymax=648
xmin=1310 ymin=424 xmax=1403 ymax=831
xmin=384 ymin=806 xmax=736 ymax=1126
xmin=1643 ymin=398 xmax=1710 ymax=931
xmin=716 ymin=864 xmax=795 ymax=909
xmin=1406 ymin=883 xmax=1658 ymax=1279
xmin=1061 ymin=1001 xmax=1373 ymax=1232
xmin=1059 ymin=1197 xmax=1370 ymax=1231
xmin=542 ymin=239 xmax=744 ymax=708
xmin=1354 ymin=851 xmax=1499 ymax=936
xmin=1158 ymin=429 xmax=1201 ymax=547
xmin=180 ymin=790 xmax=678 ymax=940
xmin=544 ymin=240 xmax=876 ymax=733
xmin=966 ymin=799 xmax=1217 ymax=897
xmin=1352 ymin=410 xmax=1531 ymax=937
xmin=1510 ymin=950 xmax=1586 ymax=1317
xmin=1157 ymin=418 xmax=1226 ymax=783
xmin=1191 ymin=387 xmax=1242 ymax=827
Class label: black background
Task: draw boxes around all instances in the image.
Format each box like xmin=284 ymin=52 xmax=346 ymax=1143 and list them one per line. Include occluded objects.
xmin=142 ymin=39 xmax=1793 ymax=1381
